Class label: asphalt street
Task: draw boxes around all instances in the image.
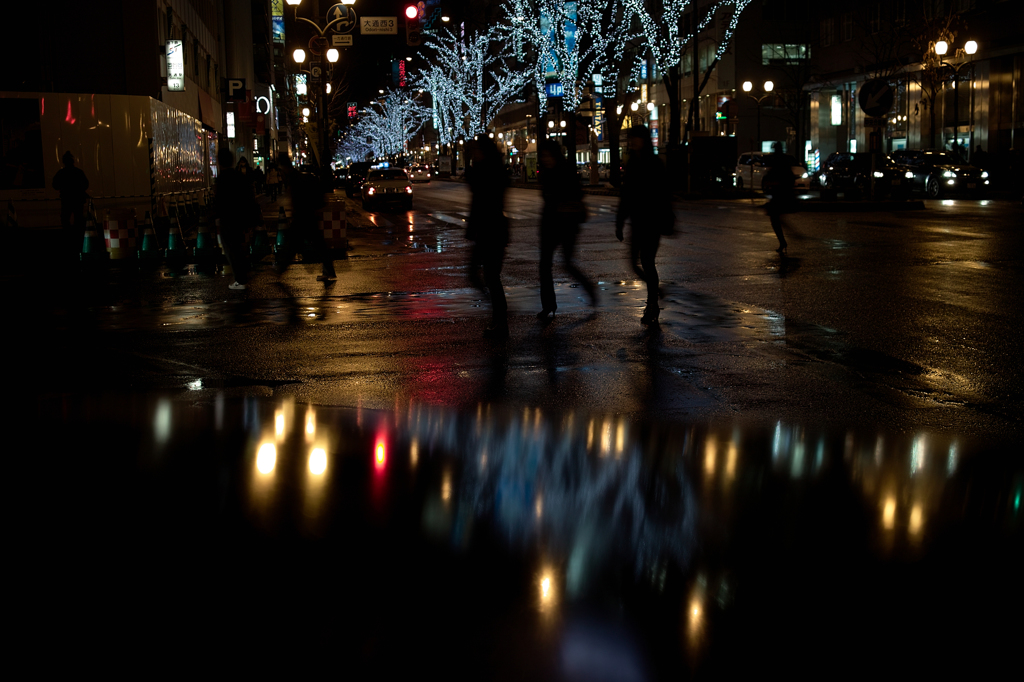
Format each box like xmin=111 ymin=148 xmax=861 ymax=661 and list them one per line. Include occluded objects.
xmin=17 ymin=182 xmax=1024 ymax=441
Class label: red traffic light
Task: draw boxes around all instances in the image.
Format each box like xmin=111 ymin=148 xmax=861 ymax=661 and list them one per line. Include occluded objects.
xmin=405 ymin=5 xmax=418 ymax=19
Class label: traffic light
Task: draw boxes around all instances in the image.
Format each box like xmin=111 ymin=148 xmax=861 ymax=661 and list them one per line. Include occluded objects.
xmin=405 ymin=5 xmax=422 ymax=46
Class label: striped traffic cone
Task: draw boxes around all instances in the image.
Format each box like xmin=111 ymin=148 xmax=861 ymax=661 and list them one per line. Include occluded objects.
xmin=139 ymin=211 xmax=162 ymax=264
xmin=80 ymin=209 xmax=108 ymax=262
xmin=273 ymin=207 xmax=291 ymax=257
xmin=194 ymin=214 xmax=219 ymax=267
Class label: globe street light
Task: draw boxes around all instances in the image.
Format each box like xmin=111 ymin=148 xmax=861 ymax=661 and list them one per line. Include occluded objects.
xmin=933 ymin=38 xmax=978 ymax=158
xmin=742 ymin=80 xmax=774 ymax=152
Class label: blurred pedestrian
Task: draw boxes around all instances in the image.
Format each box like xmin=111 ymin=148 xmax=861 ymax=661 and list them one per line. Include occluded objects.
xmin=265 ymin=164 xmax=281 ymax=201
xmin=252 ymin=163 xmax=265 ymax=195
xmin=537 ymin=139 xmax=597 ymax=319
xmin=276 ymin=167 xmax=336 ymax=282
xmin=466 ymin=136 xmax=510 ymax=338
xmin=762 ymin=143 xmax=797 ymax=255
xmin=52 ymin=150 xmax=89 ymax=258
xmin=615 ymin=125 xmax=673 ymax=325
xmin=236 ymin=156 xmax=253 ymax=190
xmin=213 ymin=148 xmax=259 ymax=290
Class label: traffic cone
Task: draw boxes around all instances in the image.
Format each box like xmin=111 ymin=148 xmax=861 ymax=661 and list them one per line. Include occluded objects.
xmin=165 ymin=212 xmax=189 ymax=266
xmin=138 ymin=211 xmax=162 ymax=264
xmin=273 ymin=207 xmax=291 ymax=256
xmin=251 ymin=220 xmax=271 ymax=260
xmin=80 ymin=207 xmax=108 ymax=262
xmin=194 ymin=214 xmax=219 ymax=267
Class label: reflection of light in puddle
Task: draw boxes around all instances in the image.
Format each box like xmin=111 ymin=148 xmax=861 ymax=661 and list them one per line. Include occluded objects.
xmin=410 ymin=438 xmax=419 ymax=467
xmin=308 ymin=447 xmax=327 ymax=475
xmin=187 ymin=379 xmax=203 ymax=391
xmin=909 ymin=503 xmax=923 ymax=535
xmin=883 ymin=496 xmax=896 ymax=529
xmin=257 ymin=443 xmax=277 ymax=475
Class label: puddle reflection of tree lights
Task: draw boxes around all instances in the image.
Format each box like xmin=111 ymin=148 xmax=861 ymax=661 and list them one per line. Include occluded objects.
xmin=256 ymin=443 xmax=277 ymax=475
xmin=308 ymin=447 xmax=327 ymax=476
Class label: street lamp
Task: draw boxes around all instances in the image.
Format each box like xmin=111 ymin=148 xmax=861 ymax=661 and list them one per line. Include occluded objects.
xmin=742 ymin=80 xmax=774 ymax=152
xmin=934 ymin=38 xmax=978 ymax=158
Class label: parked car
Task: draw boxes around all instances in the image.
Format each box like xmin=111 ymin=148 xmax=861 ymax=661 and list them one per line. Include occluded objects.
xmin=816 ymin=152 xmax=908 ymax=200
xmin=408 ymin=164 xmax=431 ymax=183
xmin=889 ymin=149 xmax=990 ymax=198
xmin=345 ymin=162 xmax=373 ymax=198
xmin=361 ymin=168 xmax=413 ymax=211
xmin=735 ymin=152 xmax=810 ymax=191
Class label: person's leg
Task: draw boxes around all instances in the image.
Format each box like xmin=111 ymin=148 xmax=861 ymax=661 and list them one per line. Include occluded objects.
xmin=561 ymin=227 xmax=597 ymax=305
xmin=629 ymin=229 xmax=646 ymax=282
xmin=539 ymin=225 xmax=557 ymax=314
xmin=484 ymin=242 xmax=507 ymax=331
xmin=640 ymin=233 xmax=660 ymax=321
xmin=770 ymin=213 xmax=787 ymax=252
xmin=223 ymin=233 xmax=249 ymax=284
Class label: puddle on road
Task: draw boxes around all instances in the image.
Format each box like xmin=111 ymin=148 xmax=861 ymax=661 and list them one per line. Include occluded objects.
xmin=37 ymin=393 xmax=1022 ymax=676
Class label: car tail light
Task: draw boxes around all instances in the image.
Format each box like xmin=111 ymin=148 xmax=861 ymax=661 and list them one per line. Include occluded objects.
xmin=405 ymin=186 xmax=413 ymax=194
xmin=367 ymin=187 xmax=375 ymax=195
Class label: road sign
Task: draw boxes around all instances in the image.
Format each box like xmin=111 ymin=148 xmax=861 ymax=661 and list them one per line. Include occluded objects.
xmin=226 ymin=78 xmax=246 ymax=101
xmin=864 ymin=116 xmax=888 ymax=128
xmin=360 ymin=16 xmax=397 ymax=35
xmin=332 ymin=34 xmax=353 ymax=47
xmin=326 ymin=4 xmax=357 ymax=34
xmin=311 ymin=65 xmax=322 ymax=82
xmin=858 ymin=79 xmax=894 ymax=117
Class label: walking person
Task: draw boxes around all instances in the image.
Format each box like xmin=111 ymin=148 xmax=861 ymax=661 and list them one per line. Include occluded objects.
xmin=762 ymin=143 xmax=797 ymax=255
xmin=615 ymin=125 xmax=673 ymax=325
xmin=466 ymin=136 xmax=510 ymax=339
xmin=537 ymin=139 xmax=597 ymax=319
xmin=52 ymin=150 xmax=89 ymax=259
xmin=277 ymin=167 xmax=336 ymax=282
xmin=213 ymin=148 xmax=259 ymax=290
xmin=265 ymin=164 xmax=281 ymax=202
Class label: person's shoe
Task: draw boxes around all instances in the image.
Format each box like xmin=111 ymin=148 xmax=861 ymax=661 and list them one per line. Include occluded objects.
xmin=316 ymin=275 xmax=337 ymax=282
xmin=228 ymin=281 xmax=247 ymax=290
xmin=776 ymin=244 xmax=788 ymax=255
xmin=483 ymin=323 xmax=509 ymax=339
xmin=536 ymin=307 xmax=556 ymax=319
xmin=641 ymin=307 xmax=659 ymax=324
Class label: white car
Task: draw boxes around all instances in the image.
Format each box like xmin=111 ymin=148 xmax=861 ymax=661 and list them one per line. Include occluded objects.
xmin=408 ymin=164 xmax=431 ymax=183
xmin=735 ymin=152 xmax=811 ymax=191
xmin=361 ymin=168 xmax=413 ymax=211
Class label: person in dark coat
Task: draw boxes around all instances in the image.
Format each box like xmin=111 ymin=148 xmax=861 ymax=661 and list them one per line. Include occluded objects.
xmin=762 ymin=143 xmax=797 ymax=254
xmin=615 ymin=125 xmax=673 ymax=324
xmin=52 ymin=150 xmax=89 ymax=257
xmin=537 ymin=140 xmax=597 ymax=319
xmin=213 ymin=148 xmax=259 ymax=290
xmin=277 ymin=168 xmax=336 ymax=282
xmin=466 ymin=136 xmax=510 ymax=338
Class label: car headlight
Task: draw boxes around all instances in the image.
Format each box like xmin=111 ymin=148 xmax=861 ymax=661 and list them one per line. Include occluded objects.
xmin=905 ymin=171 xmax=914 ymax=179
xmin=873 ymin=171 xmax=884 ymax=178
xmin=943 ymin=170 xmax=956 ymax=178
xmin=981 ymin=171 xmax=989 ymax=179
xmin=801 ymin=172 xmax=809 ymax=179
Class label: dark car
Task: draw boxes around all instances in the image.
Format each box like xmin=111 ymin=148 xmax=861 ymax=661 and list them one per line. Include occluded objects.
xmin=816 ymin=152 xmax=907 ymax=200
xmin=344 ymin=162 xmax=373 ymax=198
xmin=889 ymin=149 xmax=989 ymax=198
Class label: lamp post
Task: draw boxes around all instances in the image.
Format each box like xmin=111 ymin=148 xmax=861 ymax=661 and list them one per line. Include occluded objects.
xmin=287 ymin=0 xmax=353 ymax=188
xmin=741 ymin=80 xmax=774 ymax=152
xmin=933 ymin=39 xmax=978 ymax=158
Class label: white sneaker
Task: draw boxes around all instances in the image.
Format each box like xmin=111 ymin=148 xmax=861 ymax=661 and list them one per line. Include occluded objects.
xmin=228 ymin=281 xmax=247 ymax=290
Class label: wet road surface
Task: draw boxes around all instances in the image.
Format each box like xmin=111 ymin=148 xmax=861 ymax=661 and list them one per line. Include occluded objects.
xmin=14 ymin=184 xmax=1024 ymax=677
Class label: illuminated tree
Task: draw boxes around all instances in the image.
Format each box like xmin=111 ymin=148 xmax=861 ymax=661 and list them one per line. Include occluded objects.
xmin=352 ymin=89 xmax=431 ymax=159
xmin=624 ymin=0 xmax=752 ymax=147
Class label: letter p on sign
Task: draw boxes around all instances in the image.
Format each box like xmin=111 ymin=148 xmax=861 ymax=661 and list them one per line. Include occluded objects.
xmin=227 ymin=79 xmax=247 ymax=101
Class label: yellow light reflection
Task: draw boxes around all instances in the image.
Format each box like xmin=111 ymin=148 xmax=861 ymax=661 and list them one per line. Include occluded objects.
xmin=305 ymin=408 xmax=316 ymax=441
xmin=726 ymin=442 xmax=737 ymax=479
xmin=883 ymin=497 xmax=896 ymax=529
xmin=410 ymin=438 xmax=419 ymax=467
xmin=704 ymin=436 xmax=717 ymax=476
xmin=309 ymin=447 xmax=327 ymax=475
xmin=909 ymin=504 xmax=923 ymax=535
xmin=601 ymin=420 xmax=612 ymax=457
xmin=615 ymin=418 xmax=625 ymax=457
xmin=442 ymin=471 xmax=452 ymax=503
xmin=535 ymin=495 xmax=543 ymax=519
xmin=587 ymin=419 xmax=595 ymax=449
xmin=256 ymin=443 xmax=277 ymax=475
xmin=275 ymin=411 xmax=285 ymax=439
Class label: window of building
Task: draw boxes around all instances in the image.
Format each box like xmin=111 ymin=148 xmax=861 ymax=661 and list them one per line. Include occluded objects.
xmin=761 ymin=44 xmax=811 ymax=65
xmin=820 ymin=18 xmax=834 ymax=48
xmin=894 ymin=0 xmax=906 ymax=25
xmin=869 ymin=4 xmax=881 ymax=34
xmin=842 ymin=13 xmax=854 ymax=42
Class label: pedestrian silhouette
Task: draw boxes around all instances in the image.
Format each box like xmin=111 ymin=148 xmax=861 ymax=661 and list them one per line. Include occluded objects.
xmin=236 ymin=156 xmax=254 ymax=190
xmin=762 ymin=143 xmax=797 ymax=255
xmin=466 ymin=136 xmax=510 ymax=339
xmin=277 ymin=167 xmax=336 ymax=282
xmin=266 ymin=163 xmax=281 ymax=202
xmin=213 ymin=148 xmax=259 ymax=290
xmin=615 ymin=125 xmax=673 ymax=325
xmin=537 ymin=139 xmax=597 ymax=319
xmin=52 ymin=150 xmax=89 ymax=259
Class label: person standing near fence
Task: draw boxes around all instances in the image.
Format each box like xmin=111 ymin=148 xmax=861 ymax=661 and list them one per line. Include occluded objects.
xmin=615 ymin=125 xmax=673 ymax=325
xmin=52 ymin=151 xmax=89 ymax=259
